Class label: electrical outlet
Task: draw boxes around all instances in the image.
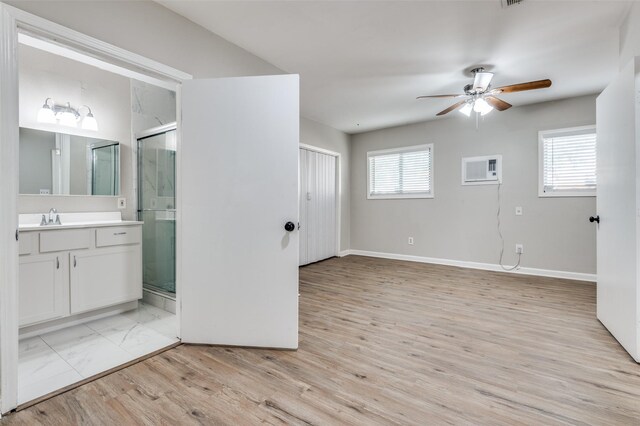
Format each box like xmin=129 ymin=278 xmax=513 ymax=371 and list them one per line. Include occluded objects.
xmin=515 ymin=244 xmax=524 ymax=254
xmin=117 ymin=198 xmax=126 ymax=209
xmin=515 ymin=206 xmax=523 ymax=216
xmin=408 ymin=237 xmax=414 ymax=245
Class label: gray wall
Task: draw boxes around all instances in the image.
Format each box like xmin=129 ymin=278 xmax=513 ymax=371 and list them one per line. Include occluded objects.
xmin=301 ymin=117 xmax=351 ymax=251
xmin=350 ymin=95 xmax=597 ymax=274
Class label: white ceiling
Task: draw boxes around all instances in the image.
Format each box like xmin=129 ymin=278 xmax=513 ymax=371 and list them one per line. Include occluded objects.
xmin=159 ymin=1 xmax=631 ymax=134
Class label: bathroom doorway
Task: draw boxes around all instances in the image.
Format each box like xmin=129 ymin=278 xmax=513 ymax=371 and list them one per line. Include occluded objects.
xmin=137 ymin=124 xmax=177 ymax=310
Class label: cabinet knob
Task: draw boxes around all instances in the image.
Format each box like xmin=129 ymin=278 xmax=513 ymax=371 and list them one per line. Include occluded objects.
xmin=284 ymin=221 xmax=295 ymax=232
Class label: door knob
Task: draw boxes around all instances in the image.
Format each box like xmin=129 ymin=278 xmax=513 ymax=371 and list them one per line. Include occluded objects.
xmin=589 ymin=215 xmax=600 ymax=224
xmin=284 ymin=221 xmax=295 ymax=232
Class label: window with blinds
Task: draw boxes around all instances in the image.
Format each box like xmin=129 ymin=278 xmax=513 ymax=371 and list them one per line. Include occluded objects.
xmin=539 ymin=126 xmax=596 ymax=197
xmin=367 ymin=144 xmax=433 ymax=199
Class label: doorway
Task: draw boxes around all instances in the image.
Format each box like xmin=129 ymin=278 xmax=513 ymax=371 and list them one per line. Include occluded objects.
xmin=299 ymin=146 xmax=339 ymax=266
xmin=137 ymin=124 xmax=177 ymax=305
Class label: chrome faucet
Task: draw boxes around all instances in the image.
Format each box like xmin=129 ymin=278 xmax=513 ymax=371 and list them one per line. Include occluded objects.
xmin=47 ymin=208 xmax=61 ymax=225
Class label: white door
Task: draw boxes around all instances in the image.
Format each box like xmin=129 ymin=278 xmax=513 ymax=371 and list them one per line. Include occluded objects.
xmin=180 ymin=75 xmax=299 ymax=349
xmin=299 ymin=148 xmax=337 ymax=266
xmin=596 ymin=59 xmax=639 ymax=361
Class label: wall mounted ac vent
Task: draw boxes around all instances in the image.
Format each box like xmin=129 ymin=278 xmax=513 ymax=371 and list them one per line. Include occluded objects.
xmin=501 ymin=0 xmax=523 ymax=8
xmin=462 ymin=155 xmax=502 ymax=185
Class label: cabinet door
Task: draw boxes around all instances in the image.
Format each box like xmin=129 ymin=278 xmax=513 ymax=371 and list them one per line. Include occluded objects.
xmin=70 ymin=245 xmax=142 ymax=314
xmin=19 ymin=253 xmax=69 ymax=327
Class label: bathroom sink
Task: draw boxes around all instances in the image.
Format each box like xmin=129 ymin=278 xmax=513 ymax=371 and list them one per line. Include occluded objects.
xmin=18 ymin=212 xmax=143 ymax=231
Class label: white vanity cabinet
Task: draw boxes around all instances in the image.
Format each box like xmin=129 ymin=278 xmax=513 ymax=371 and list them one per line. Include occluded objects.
xmin=18 ymin=252 xmax=68 ymax=327
xmin=18 ymin=223 xmax=142 ymax=328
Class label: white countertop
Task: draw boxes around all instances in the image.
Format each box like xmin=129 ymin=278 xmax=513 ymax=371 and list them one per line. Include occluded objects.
xmin=18 ymin=220 xmax=143 ymax=232
xmin=18 ymin=212 xmax=143 ymax=232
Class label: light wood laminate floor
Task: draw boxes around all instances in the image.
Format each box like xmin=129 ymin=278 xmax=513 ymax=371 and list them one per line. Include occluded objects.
xmin=3 ymin=256 xmax=640 ymax=425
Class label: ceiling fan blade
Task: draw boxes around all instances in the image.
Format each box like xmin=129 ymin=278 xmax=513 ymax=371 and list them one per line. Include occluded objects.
xmin=436 ymin=100 xmax=466 ymax=116
xmin=484 ymin=96 xmax=512 ymax=111
xmin=473 ymin=72 xmax=494 ymax=92
xmin=416 ymin=94 xmax=464 ymax=99
xmin=493 ymin=79 xmax=552 ymax=94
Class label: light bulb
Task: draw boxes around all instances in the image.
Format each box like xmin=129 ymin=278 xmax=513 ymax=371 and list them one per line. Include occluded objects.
xmin=59 ymin=110 xmax=78 ymax=127
xmin=473 ymin=98 xmax=493 ymax=116
xmin=82 ymin=113 xmax=98 ymax=131
xmin=37 ymin=106 xmax=56 ymax=124
xmin=458 ymin=102 xmax=473 ymax=117
xmin=37 ymin=99 xmax=56 ymax=124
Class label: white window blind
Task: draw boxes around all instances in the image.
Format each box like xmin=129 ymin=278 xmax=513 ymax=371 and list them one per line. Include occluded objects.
xmin=367 ymin=144 xmax=433 ymax=199
xmin=540 ymin=127 xmax=596 ymax=196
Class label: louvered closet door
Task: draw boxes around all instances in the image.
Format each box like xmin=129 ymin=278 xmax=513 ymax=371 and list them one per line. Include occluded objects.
xmin=299 ymin=149 xmax=309 ymax=265
xmin=299 ymin=148 xmax=337 ymax=266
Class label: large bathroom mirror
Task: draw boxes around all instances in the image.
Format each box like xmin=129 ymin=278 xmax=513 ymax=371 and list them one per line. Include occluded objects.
xmin=19 ymin=127 xmax=120 ymax=196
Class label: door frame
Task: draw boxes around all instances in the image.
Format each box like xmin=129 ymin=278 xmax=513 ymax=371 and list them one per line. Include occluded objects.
xmin=299 ymin=143 xmax=342 ymax=257
xmin=0 ymin=4 xmax=191 ymax=413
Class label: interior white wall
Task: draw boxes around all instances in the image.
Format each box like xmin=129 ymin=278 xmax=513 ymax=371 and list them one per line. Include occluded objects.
xmin=350 ymin=95 xmax=597 ymax=275
xmin=300 ymin=117 xmax=350 ymax=251
xmin=18 ymin=44 xmax=134 ymax=218
xmin=619 ymin=3 xmax=640 ymax=69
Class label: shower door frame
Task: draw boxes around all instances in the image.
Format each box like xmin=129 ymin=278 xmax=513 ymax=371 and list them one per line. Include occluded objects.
xmin=136 ymin=123 xmax=178 ymax=298
xmin=0 ymin=3 xmax=191 ymax=414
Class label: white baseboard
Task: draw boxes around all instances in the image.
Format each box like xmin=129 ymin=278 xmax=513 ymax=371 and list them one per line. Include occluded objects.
xmin=340 ymin=249 xmax=596 ymax=282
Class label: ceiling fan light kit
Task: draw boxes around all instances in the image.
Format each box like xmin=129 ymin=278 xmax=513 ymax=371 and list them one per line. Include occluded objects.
xmin=417 ymin=67 xmax=552 ymax=120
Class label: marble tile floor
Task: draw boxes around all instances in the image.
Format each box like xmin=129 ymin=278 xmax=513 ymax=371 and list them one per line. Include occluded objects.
xmin=18 ymin=302 xmax=178 ymax=405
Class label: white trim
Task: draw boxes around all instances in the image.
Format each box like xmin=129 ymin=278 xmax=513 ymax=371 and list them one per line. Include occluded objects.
xmin=5 ymin=4 xmax=191 ymax=83
xmin=0 ymin=4 xmax=19 ymax=415
xmin=18 ymin=33 xmax=180 ymax=91
xmin=367 ymin=143 xmax=434 ymax=200
xmin=538 ymin=125 xmax=597 ymax=198
xmin=299 ymin=143 xmax=339 ymax=158
xmin=299 ymin=143 xmax=342 ymax=256
xmin=344 ymin=250 xmax=596 ymax=282
xmin=0 ymin=4 xmax=191 ymax=413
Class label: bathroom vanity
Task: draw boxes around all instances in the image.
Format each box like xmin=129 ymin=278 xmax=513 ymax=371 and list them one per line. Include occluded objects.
xmin=18 ymin=212 xmax=143 ymax=329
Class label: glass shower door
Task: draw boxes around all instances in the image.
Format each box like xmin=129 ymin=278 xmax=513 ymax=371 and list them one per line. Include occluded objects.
xmin=137 ymin=128 xmax=176 ymax=295
xmin=92 ymin=144 xmax=120 ymax=196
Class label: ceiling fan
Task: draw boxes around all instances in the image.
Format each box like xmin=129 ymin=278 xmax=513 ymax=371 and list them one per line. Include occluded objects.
xmin=417 ymin=67 xmax=552 ymax=117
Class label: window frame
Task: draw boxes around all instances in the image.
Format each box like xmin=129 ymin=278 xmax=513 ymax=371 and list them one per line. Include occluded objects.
xmin=366 ymin=143 xmax=434 ymax=200
xmin=538 ymin=125 xmax=597 ymax=198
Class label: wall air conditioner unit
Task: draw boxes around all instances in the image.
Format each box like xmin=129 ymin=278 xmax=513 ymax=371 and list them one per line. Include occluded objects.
xmin=462 ymin=155 xmax=502 ymax=185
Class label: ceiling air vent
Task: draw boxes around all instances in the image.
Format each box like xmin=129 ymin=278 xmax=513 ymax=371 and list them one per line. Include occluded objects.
xmin=501 ymin=0 xmax=523 ymax=8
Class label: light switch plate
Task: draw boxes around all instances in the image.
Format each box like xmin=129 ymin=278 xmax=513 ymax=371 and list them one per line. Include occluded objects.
xmin=515 ymin=206 xmax=523 ymax=216
xmin=117 ymin=198 xmax=126 ymax=209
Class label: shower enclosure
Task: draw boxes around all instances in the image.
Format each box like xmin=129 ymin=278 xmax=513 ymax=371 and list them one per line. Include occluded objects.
xmin=137 ymin=123 xmax=176 ymax=297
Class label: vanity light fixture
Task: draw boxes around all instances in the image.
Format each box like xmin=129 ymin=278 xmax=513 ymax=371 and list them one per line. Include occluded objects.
xmin=36 ymin=98 xmax=56 ymax=124
xmin=37 ymin=98 xmax=99 ymax=131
